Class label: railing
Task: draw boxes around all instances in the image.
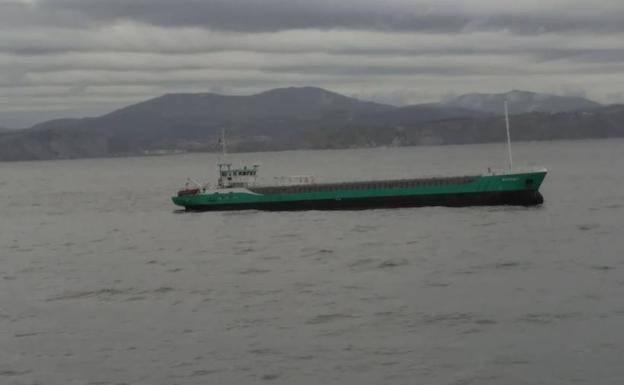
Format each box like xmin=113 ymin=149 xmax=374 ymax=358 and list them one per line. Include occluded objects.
xmin=485 ymin=166 xmax=548 ymax=175
xmin=273 ymin=176 xmax=316 ymax=186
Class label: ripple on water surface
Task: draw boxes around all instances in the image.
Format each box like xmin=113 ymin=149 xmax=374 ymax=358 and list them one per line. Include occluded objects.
xmin=2 ymin=140 xmax=624 ymax=384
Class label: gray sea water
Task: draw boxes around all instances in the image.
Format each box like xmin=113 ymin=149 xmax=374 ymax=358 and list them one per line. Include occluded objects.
xmin=1 ymin=139 xmax=624 ymax=385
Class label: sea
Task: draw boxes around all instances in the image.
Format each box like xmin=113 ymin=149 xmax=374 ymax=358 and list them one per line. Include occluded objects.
xmin=1 ymin=139 xmax=623 ymax=385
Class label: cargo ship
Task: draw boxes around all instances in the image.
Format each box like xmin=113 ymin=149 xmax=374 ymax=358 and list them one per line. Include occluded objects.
xmin=172 ymin=102 xmax=546 ymax=211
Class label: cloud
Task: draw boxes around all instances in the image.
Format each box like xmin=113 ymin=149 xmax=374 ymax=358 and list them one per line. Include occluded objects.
xmin=1 ymin=0 xmax=624 ymax=127
xmin=33 ymin=0 xmax=624 ymax=34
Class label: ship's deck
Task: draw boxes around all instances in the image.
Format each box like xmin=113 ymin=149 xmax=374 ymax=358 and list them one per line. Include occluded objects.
xmin=248 ymin=175 xmax=478 ymax=195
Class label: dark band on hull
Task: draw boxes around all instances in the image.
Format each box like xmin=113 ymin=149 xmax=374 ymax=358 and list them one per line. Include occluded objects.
xmin=182 ymin=190 xmax=544 ymax=212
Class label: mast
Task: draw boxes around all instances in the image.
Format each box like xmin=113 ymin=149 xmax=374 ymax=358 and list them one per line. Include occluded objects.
xmin=221 ymin=126 xmax=227 ymax=157
xmin=217 ymin=127 xmax=229 ymax=188
xmin=504 ymin=100 xmax=513 ymax=171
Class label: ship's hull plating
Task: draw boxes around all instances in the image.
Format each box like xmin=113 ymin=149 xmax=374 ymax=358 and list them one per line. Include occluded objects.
xmin=180 ymin=190 xmax=542 ymax=211
xmin=173 ymin=170 xmax=547 ymax=211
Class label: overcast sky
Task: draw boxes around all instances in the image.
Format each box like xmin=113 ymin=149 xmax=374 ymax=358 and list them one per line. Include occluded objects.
xmin=1 ymin=0 xmax=624 ymax=127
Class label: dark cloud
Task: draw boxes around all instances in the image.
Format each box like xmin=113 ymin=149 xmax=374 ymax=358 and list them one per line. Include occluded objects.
xmin=40 ymin=0 xmax=472 ymax=32
xmin=535 ymin=48 xmax=624 ymax=63
xmin=39 ymin=0 xmax=624 ymax=34
xmin=265 ymin=64 xmax=491 ymax=77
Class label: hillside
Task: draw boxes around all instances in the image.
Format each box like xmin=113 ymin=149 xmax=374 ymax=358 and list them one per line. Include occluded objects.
xmin=442 ymin=90 xmax=602 ymax=114
xmin=304 ymin=106 xmax=624 ymax=148
xmin=0 ymin=88 xmax=620 ymax=161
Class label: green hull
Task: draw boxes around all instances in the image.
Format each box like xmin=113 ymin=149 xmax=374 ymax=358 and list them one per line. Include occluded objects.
xmin=172 ymin=169 xmax=547 ymax=211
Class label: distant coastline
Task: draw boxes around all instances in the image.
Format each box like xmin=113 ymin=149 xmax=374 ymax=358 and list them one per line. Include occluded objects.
xmin=0 ymin=87 xmax=622 ymax=162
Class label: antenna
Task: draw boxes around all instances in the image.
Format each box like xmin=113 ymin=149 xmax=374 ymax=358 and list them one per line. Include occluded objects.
xmin=504 ymin=100 xmax=513 ymax=171
xmin=221 ymin=126 xmax=227 ymax=157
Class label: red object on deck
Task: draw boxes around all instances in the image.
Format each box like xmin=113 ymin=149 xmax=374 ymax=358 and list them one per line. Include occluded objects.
xmin=177 ymin=188 xmax=200 ymax=197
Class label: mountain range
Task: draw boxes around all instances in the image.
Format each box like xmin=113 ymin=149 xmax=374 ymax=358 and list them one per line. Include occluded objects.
xmin=0 ymin=87 xmax=622 ymax=161
xmin=440 ymin=90 xmax=602 ymax=114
